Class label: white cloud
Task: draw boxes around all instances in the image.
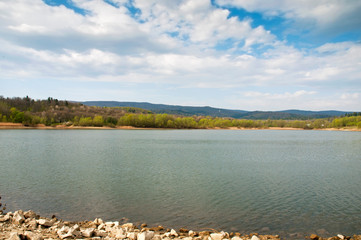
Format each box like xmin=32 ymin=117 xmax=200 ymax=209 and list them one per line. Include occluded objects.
xmin=0 ymin=0 xmax=360 ymax=110
xmin=215 ymin=0 xmax=361 ymax=36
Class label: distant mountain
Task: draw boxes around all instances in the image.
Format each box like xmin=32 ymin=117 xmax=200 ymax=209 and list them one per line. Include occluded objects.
xmin=81 ymin=101 xmax=348 ymax=119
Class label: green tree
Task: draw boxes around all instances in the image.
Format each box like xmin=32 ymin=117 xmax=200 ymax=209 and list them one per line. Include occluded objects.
xmin=93 ymin=115 xmax=104 ymax=127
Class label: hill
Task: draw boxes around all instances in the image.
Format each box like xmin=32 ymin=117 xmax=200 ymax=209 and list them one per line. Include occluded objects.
xmin=82 ymin=101 xmax=348 ymax=119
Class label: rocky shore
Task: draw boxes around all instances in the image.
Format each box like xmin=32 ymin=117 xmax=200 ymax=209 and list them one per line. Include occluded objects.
xmin=0 ymin=210 xmax=360 ymax=240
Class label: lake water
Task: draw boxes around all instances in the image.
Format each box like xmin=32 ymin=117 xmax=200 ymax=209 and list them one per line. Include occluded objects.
xmin=0 ymin=129 xmax=360 ymax=238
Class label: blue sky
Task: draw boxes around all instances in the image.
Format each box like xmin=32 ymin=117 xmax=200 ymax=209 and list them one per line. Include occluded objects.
xmin=0 ymin=0 xmax=360 ymax=111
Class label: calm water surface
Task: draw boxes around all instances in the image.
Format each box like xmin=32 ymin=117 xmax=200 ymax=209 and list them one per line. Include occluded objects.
xmin=0 ymin=129 xmax=360 ymax=238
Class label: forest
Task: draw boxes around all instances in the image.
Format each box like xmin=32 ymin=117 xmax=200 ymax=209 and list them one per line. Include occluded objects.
xmin=1 ymin=96 xmax=360 ymax=129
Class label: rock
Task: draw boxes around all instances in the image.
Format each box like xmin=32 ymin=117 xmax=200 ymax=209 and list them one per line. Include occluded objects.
xmin=110 ymin=228 xmax=126 ymax=239
xmin=151 ymin=225 xmax=164 ymax=232
xmin=37 ymin=218 xmax=53 ymax=227
xmin=24 ymin=210 xmax=37 ymax=219
xmin=127 ymin=232 xmax=138 ymax=240
xmin=141 ymin=223 xmax=148 ymax=228
xmin=8 ymin=232 xmax=21 ymax=240
xmin=57 ymin=226 xmax=70 ymax=239
xmin=0 ymin=214 xmax=10 ymax=222
xmin=93 ymin=218 xmax=104 ymax=225
xmin=251 ymin=235 xmax=260 ymax=240
xmin=183 ymin=238 xmax=193 ymax=240
xmin=199 ymin=231 xmax=211 ymax=237
xmin=94 ymin=229 xmax=108 ymax=237
xmin=189 ymin=230 xmax=197 ymax=237
xmin=138 ymin=231 xmax=155 ymax=240
xmin=171 ymin=229 xmax=179 ymax=237
xmin=179 ymin=228 xmax=189 ymax=233
xmin=57 ymin=224 xmax=81 ymax=239
xmin=210 ymin=233 xmax=224 ymax=240
xmin=337 ymin=234 xmax=345 ymax=239
xmin=122 ymin=222 xmax=135 ymax=230
xmin=105 ymin=221 xmax=115 ymax=227
xmin=98 ymin=223 xmax=105 ymax=230
xmin=81 ymin=228 xmax=95 ymax=238
xmin=310 ymin=234 xmax=319 ymax=240
xmin=231 ymin=237 xmax=243 ymax=240
xmin=24 ymin=231 xmax=43 ymax=240
xmin=13 ymin=211 xmax=25 ymax=224
xmin=153 ymin=234 xmax=162 ymax=240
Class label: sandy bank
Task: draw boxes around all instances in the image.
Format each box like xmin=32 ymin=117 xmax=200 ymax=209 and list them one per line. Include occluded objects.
xmin=1 ymin=210 xmax=360 ymax=240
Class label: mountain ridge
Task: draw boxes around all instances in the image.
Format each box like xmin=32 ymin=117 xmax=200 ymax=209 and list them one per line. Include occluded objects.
xmin=81 ymin=101 xmax=348 ymax=119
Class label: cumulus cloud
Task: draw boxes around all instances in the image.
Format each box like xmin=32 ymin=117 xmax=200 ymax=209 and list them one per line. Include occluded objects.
xmin=0 ymin=0 xmax=360 ymax=110
xmin=215 ymin=0 xmax=361 ymax=37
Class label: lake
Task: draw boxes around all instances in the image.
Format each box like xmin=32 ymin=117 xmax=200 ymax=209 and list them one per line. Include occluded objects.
xmin=0 ymin=129 xmax=360 ymax=238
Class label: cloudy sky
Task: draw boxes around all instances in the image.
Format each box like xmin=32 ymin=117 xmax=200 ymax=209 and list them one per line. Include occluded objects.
xmin=0 ymin=0 xmax=360 ymax=111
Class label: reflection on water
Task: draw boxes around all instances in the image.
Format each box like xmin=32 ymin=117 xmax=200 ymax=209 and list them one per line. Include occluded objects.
xmin=0 ymin=129 xmax=361 ymax=238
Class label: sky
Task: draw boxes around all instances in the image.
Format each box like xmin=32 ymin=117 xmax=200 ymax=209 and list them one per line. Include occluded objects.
xmin=0 ymin=0 xmax=361 ymax=111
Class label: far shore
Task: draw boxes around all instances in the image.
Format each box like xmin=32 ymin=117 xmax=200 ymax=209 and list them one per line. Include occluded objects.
xmin=0 ymin=122 xmax=360 ymax=132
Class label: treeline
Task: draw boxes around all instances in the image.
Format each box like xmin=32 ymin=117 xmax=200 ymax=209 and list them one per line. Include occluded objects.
xmin=0 ymin=96 xmax=360 ymax=129
xmin=0 ymin=96 xmax=150 ymax=127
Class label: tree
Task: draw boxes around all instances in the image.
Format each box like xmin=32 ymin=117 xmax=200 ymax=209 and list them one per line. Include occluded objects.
xmin=93 ymin=115 xmax=104 ymax=127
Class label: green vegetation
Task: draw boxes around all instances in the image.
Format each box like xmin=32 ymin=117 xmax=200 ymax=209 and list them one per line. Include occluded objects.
xmin=0 ymin=96 xmax=360 ymax=129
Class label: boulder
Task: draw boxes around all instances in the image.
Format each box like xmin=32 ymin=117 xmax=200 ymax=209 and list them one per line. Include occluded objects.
xmin=251 ymin=235 xmax=260 ymax=240
xmin=337 ymin=234 xmax=345 ymax=239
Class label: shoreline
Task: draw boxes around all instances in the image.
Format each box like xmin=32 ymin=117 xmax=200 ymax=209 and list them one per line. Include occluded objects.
xmin=1 ymin=210 xmax=360 ymax=240
xmin=0 ymin=122 xmax=360 ymax=132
